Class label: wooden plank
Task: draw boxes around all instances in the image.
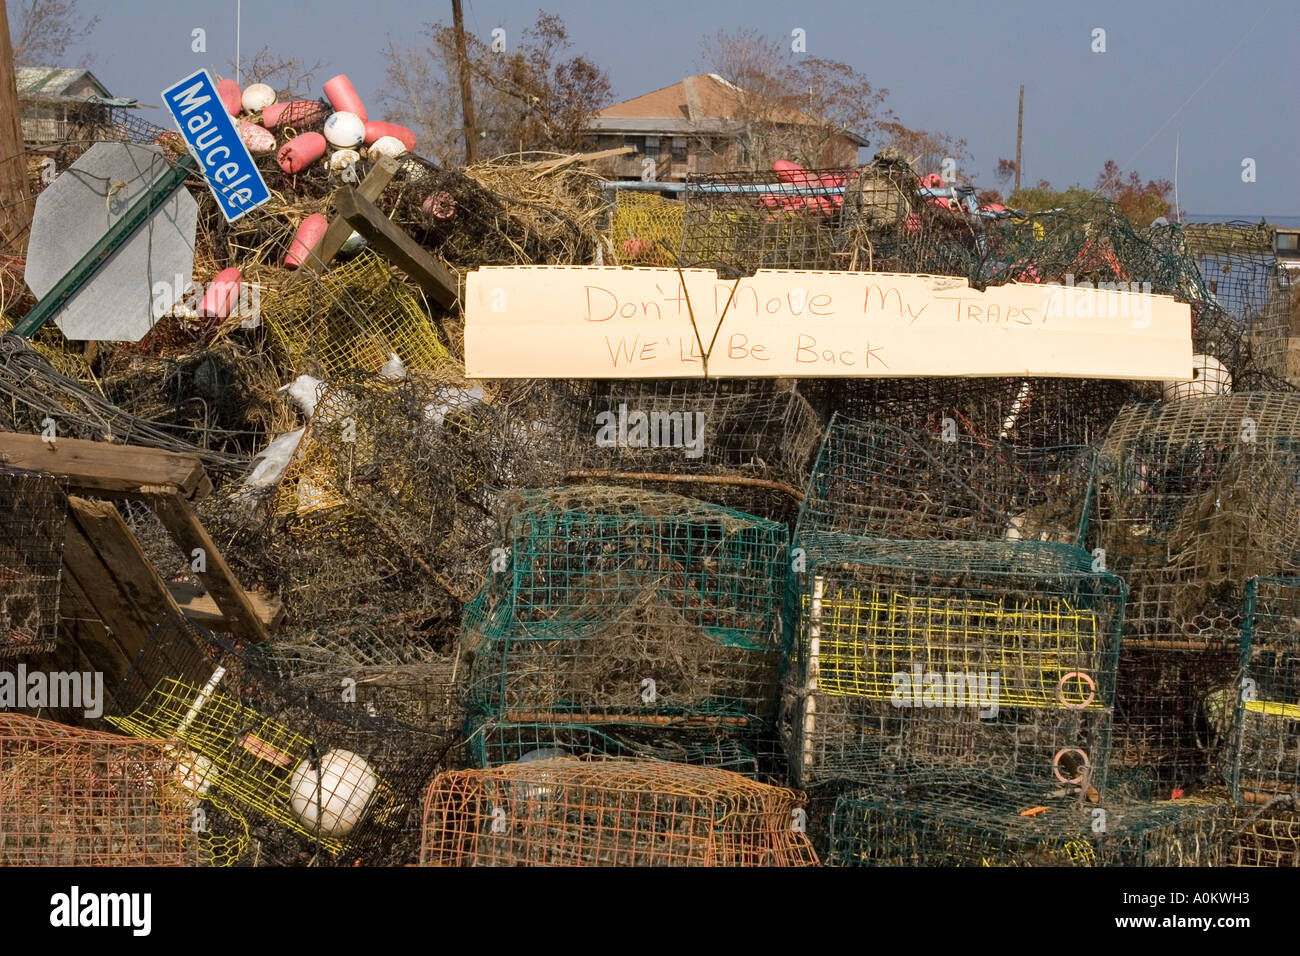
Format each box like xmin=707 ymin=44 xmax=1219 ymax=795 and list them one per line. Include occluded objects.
xmin=300 ymin=158 xmax=399 ymax=276
xmin=335 ymin=187 xmax=459 ymax=309
xmin=152 ymin=494 xmax=269 ymax=644
xmin=166 ymin=580 xmax=283 ymax=632
xmin=67 ymin=496 xmax=184 ymax=628
xmin=0 ymin=433 xmax=209 ymax=500
xmin=57 ymin=544 xmax=137 ymax=680
xmin=60 ymin=521 xmax=155 ymax=661
xmin=532 ymin=145 xmax=632 ymax=178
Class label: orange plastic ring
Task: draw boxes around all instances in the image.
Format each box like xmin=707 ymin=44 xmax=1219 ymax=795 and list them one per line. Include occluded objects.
xmin=1056 ymin=671 xmax=1097 ymax=709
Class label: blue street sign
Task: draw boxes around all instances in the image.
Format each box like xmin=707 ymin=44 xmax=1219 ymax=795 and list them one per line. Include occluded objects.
xmin=161 ymin=69 xmax=270 ymax=223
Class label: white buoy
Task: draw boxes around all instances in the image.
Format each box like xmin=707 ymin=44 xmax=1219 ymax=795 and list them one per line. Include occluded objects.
xmin=288 ymin=749 xmax=378 ymax=837
xmin=1162 ymin=354 xmax=1231 ymax=401
xmin=323 ymin=111 xmax=365 ymax=148
xmin=241 ymin=83 xmax=277 ymax=113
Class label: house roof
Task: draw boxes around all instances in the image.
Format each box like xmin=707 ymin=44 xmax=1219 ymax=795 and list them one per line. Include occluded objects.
xmin=591 ymin=73 xmax=868 ymax=145
xmin=15 ymin=66 xmax=137 ymax=107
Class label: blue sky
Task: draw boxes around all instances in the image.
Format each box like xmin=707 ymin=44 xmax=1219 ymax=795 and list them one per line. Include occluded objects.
xmin=49 ymin=0 xmax=1300 ymax=219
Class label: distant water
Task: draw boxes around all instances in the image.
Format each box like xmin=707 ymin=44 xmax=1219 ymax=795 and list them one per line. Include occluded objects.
xmin=1183 ymin=213 xmax=1300 ymax=228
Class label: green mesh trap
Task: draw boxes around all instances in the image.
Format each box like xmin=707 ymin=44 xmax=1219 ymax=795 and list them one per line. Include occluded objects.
xmin=784 ymin=539 xmax=1125 ymax=791
xmin=1110 ymin=645 xmax=1240 ymax=798
xmin=466 ymin=486 xmax=788 ymax=728
xmin=829 ymin=782 xmax=1227 ymax=866
xmin=1232 ymin=577 xmax=1300 ymax=804
xmin=1096 ymin=393 xmax=1300 ymax=651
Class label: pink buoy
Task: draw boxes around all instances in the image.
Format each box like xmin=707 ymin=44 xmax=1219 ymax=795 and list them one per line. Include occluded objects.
xmin=238 ymin=120 xmax=276 ymax=154
xmin=216 ymin=78 xmax=241 ymax=115
xmin=200 ymin=268 xmax=243 ymax=318
xmin=285 ymin=214 xmax=328 ymax=269
xmin=262 ymin=100 xmax=326 ymax=129
xmin=277 ymin=132 xmax=327 ymax=173
xmin=772 ymin=159 xmax=814 ymax=186
xmin=323 ymin=75 xmax=367 ymax=122
xmin=363 ymin=121 xmax=416 ymax=152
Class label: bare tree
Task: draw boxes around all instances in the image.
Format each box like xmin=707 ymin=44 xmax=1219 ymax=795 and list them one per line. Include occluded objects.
xmin=877 ymin=122 xmax=972 ymax=182
xmin=704 ymin=28 xmax=892 ymax=170
xmin=9 ymin=0 xmax=98 ymax=65
xmin=229 ymin=46 xmax=326 ymax=100
xmin=380 ymin=10 xmax=611 ymax=164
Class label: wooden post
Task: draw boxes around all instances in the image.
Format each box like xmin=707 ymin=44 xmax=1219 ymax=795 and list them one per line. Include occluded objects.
xmin=299 ymin=157 xmax=398 ymax=276
xmin=335 ymin=186 xmax=459 ymax=309
xmin=0 ymin=0 xmax=33 ymax=255
xmin=1014 ymin=84 xmax=1024 ymax=193
xmin=451 ymin=0 xmax=479 ymax=165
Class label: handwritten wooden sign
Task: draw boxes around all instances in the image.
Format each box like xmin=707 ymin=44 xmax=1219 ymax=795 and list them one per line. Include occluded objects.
xmin=464 ymin=266 xmax=1193 ymax=380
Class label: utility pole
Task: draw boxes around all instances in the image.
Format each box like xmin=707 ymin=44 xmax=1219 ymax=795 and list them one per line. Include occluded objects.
xmin=0 ymin=0 xmax=33 ymax=255
xmin=1014 ymin=84 xmax=1023 ymax=193
xmin=451 ymin=0 xmax=478 ymax=164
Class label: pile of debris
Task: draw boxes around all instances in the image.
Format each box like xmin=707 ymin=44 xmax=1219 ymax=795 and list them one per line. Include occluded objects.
xmin=1 ymin=68 xmax=1297 ymax=868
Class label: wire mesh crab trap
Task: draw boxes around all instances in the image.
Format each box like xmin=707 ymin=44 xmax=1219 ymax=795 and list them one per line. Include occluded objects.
xmin=464 ymin=487 xmax=788 ymax=773
xmin=784 ymin=539 xmax=1125 ymax=791
xmin=1095 ymin=393 xmax=1300 ymax=652
xmin=262 ymin=375 xmax=567 ymax=606
xmin=679 ymin=167 xmax=868 ymax=273
xmin=797 ymin=415 xmax=1096 ymax=547
xmin=1110 ymin=646 xmax=1241 ymax=798
xmin=1186 ymin=222 xmax=1293 ymax=381
xmin=1231 ymin=577 xmax=1300 ymax=804
xmin=466 ymin=486 xmax=788 ymax=724
xmin=0 ymin=466 xmax=65 ymax=657
xmin=605 ymin=189 xmax=685 ymax=266
xmin=465 ymin=715 xmax=763 ymax=777
xmin=420 ymin=757 xmax=818 ymax=866
xmin=828 ymin=782 xmax=1227 ymax=867
xmin=108 ymin=614 xmax=450 ymax=866
xmin=0 ymin=714 xmax=196 ymax=866
xmin=262 ymin=251 xmax=457 ymax=380
xmin=1226 ymin=802 xmax=1300 ymax=866
xmin=796 ymin=377 xmax=1138 ymax=453
xmin=555 ymin=378 xmax=823 ymax=525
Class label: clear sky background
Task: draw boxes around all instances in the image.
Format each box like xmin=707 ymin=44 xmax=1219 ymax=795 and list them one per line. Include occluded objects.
xmin=46 ymin=0 xmax=1300 ymax=220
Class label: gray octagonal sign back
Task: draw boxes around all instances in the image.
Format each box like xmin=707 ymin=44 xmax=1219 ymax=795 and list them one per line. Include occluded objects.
xmin=25 ymin=142 xmax=198 ymax=341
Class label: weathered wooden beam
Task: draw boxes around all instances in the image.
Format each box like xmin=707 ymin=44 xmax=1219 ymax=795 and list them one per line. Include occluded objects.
xmin=166 ymin=580 xmax=283 ymax=632
xmin=0 ymin=433 xmax=210 ymax=500
xmin=68 ymin=496 xmax=183 ymax=628
xmin=152 ymin=493 xmax=269 ymax=644
xmin=59 ymin=521 xmax=151 ymax=668
xmin=300 ymin=158 xmax=399 ymax=276
xmin=334 ymin=186 xmax=458 ymax=309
